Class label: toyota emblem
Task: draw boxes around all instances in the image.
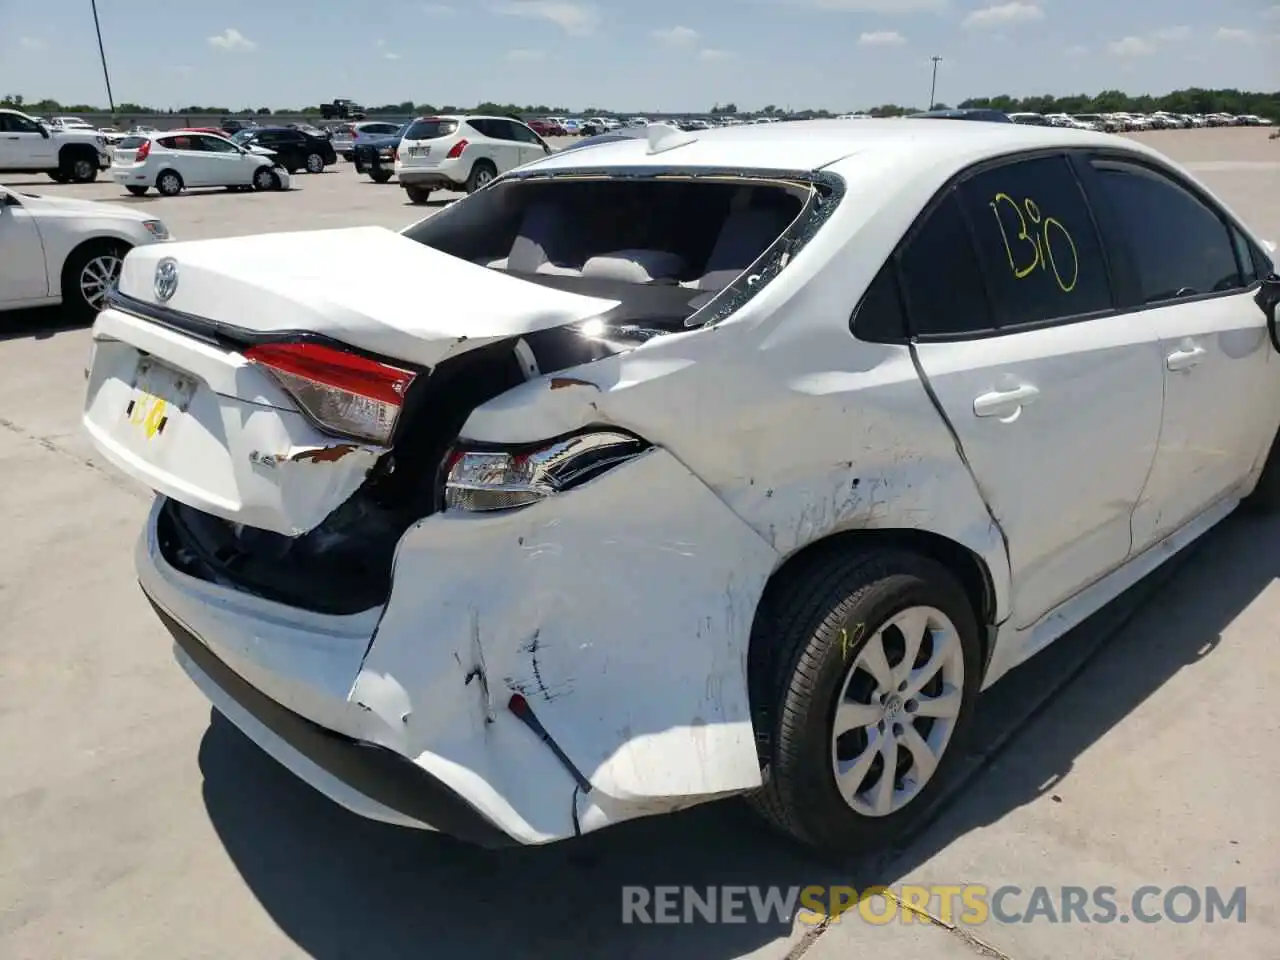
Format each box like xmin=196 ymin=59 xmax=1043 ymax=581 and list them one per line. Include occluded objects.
xmin=154 ymin=258 xmax=179 ymax=302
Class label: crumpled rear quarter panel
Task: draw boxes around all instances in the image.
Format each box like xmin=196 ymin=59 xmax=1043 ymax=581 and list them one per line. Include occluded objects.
xmin=353 ymin=448 xmax=780 ymax=842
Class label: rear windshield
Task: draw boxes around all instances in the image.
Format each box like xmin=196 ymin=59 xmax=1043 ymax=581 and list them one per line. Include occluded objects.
xmin=402 ymin=173 xmax=831 ymax=332
xmin=404 ymin=119 xmax=458 ymax=141
xmin=117 ymin=136 xmax=147 ymax=149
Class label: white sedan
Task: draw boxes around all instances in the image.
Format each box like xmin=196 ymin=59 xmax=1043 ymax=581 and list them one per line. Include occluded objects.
xmin=82 ymin=120 xmax=1279 ymax=856
xmin=0 ymin=184 xmax=170 ymax=320
xmin=110 ymin=131 xmax=290 ymax=197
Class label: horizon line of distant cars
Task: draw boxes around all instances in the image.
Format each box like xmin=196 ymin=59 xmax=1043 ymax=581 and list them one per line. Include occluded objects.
xmin=5 ymin=103 xmax=1273 ymax=201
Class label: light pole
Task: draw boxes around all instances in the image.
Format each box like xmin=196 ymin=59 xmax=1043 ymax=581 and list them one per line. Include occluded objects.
xmin=91 ymin=0 xmax=116 ymax=113
xmin=929 ymin=55 xmax=943 ymax=110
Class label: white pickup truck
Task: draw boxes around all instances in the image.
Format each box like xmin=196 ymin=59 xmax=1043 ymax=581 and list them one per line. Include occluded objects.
xmin=0 ymin=108 xmax=111 ymax=183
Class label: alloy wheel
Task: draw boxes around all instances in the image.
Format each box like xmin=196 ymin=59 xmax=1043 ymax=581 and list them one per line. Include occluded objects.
xmin=830 ymin=605 xmax=965 ymax=817
xmin=79 ymin=253 xmax=123 ymax=310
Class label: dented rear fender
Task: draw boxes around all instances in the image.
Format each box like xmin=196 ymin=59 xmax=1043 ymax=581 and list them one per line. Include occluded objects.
xmin=352 ymin=447 xmax=780 ymax=839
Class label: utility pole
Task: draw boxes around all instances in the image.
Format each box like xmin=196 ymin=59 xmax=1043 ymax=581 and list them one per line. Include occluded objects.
xmin=91 ymin=0 xmax=116 ymax=113
xmin=929 ymin=56 xmax=943 ymax=110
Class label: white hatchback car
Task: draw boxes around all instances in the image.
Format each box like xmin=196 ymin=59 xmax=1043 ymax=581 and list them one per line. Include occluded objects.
xmin=0 ymin=183 xmax=170 ymax=319
xmin=82 ymin=121 xmax=1280 ymax=856
xmin=110 ymin=132 xmax=290 ymax=197
xmin=393 ymin=114 xmax=552 ymax=204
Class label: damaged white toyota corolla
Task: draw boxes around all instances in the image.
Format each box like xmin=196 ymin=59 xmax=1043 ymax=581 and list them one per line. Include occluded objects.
xmin=84 ymin=120 xmax=1280 ymax=855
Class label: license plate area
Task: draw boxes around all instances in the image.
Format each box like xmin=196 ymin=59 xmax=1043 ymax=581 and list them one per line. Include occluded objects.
xmin=125 ymin=356 xmax=195 ymax=441
xmin=409 ymin=146 xmax=430 ymax=158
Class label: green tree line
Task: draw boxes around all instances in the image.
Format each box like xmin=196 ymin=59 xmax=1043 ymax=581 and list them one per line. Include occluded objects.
xmin=2 ymin=87 xmax=1276 ymax=120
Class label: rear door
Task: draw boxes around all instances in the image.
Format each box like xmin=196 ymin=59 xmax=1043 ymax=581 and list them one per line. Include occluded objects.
xmin=1081 ymin=154 xmax=1280 ymax=551
xmin=158 ymin=135 xmax=209 ymax=185
xmin=906 ymin=152 xmax=1166 ymax=630
xmin=468 ymin=119 xmax=520 ymax=173
xmin=503 ymin=119 xmax=552 ymax=165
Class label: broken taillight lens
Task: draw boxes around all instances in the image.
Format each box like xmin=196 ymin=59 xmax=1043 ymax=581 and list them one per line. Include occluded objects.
xmin=443 ymin=430 xmax=651 ymax=512
xmin=244 ymin=342 xmax=417 ymax=445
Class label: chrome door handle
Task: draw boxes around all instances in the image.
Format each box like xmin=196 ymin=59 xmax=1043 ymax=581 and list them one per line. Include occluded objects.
xmin=1166 ymin=345 xmax=1206 ymax=371
xmin=973 ymin=383 xmax=1040 ymax=418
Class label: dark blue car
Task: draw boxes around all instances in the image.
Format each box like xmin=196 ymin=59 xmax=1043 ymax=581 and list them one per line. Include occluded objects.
xmin=352 ymin=123 xmax=410 ymax=182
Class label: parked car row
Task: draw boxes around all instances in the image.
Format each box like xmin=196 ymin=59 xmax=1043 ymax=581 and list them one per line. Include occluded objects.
xmin=1005 ymin=111 xmax=1275 ymax=131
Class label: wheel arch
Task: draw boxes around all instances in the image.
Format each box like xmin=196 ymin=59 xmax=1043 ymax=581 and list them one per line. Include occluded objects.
xmin=57 ymin=141 xmax=98 ymax=162
xmin=748 ymin=527 xmax=999 ymax=690
xmin=155 ymin=168 xmax=185 ymax=189
xmin=56 ymin=232 xmax=136 ymax=282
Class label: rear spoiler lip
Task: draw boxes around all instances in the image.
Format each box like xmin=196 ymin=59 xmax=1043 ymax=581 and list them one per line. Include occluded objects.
xmin=103 ymin=289 xmax=433 ymax=374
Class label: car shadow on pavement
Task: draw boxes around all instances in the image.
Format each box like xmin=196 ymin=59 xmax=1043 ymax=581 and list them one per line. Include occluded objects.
xmin=0 ymin=306 xmax=88 ymax=343
xmin=197 ymin=507 xmax=1276 ymax=960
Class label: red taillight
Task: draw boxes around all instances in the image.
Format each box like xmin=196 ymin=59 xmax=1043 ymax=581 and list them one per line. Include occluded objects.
xmin=446 ymin=138 xmax=468 ymax=159
xmin=392 ymin=146 xmax=398 ymax=162
xmin=136 ymin=140 xmax=151 ymax=161
xmin=244 ymin=342 xmax=417 ymax=445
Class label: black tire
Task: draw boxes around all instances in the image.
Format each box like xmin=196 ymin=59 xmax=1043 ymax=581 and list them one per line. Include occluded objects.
xmin=60 ymin=149 xmax=99 ymax=183
xmin=156 ymin=170 xmax=184 ymax=197
xmin=305 ymin=152 xmax=325 ymax=174
xmin=125 ymin=185 xmax=149 ymax=197
xmin=61 ymin=239 xmax=131 ymax=323
xmin=747 ymin=549 xmax=982 ymax=857
xmin=252 ymin=166 xmax=280 ymax=191
xmin=369 ymin=169 xmax=392 ymax=183
xmin=465 ymin=160 xmax=496 ymax=194
xmin=405 ymin=185 xmax=431 ymax=204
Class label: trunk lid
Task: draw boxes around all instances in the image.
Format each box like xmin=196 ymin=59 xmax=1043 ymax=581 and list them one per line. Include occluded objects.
xmin=84 ymin=229 xmax=619 ymax=537
xmin=114 ymin=228 xmax=619 ymax=368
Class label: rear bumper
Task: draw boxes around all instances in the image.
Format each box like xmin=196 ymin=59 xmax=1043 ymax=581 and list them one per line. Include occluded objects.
xmin=396 ymin=168 xmax=463 ymax=189
xmin=148 ymin=590 xmax=519 ymax=848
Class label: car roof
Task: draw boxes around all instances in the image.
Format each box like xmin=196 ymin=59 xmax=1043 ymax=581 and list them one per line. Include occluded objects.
xmin=521 ymin=118 xmax=1154 ymax=176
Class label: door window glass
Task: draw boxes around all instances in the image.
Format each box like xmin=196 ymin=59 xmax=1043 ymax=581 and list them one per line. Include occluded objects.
xmin=958 ymin=155 xmax=1113 ymax=325
xmin=1089 ymin=158 xmax=1243 ymax=304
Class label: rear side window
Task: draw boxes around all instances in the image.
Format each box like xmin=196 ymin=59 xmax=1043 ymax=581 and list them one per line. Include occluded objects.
xmin=897 ymin=192 xmax=995 ymax=337
xmin=1089 ymin=159 xmax=1243 ymax=304
xmin=851 ymin=261 xmax=907 ymax=342
xmin=404 ymin=119 xmax=458 ymax=140
xmin=506 ymin=122 xmax=542 ymax=144
xmin=158 ymin=136 xmax=191 ymax=150
xmin=958 ymin=155 xmax=1113 ymax=326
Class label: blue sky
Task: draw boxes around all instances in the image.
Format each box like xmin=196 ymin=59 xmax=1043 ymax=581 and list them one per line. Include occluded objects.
xmin=2 ymin=1 xmax=1277 ymax=112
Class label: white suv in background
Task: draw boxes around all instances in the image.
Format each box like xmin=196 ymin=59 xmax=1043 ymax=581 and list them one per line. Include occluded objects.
xmin=393 ymin=115 xmax=552 ymax=204
xmin=110 ymin=132 xmax=290 ymax=197
xmin=0 ymin=108 xmax=110 ymax=183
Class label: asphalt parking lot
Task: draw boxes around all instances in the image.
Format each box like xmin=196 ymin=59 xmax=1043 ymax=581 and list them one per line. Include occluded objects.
xmin=2 ymin=128 xmax=1278 ymax=960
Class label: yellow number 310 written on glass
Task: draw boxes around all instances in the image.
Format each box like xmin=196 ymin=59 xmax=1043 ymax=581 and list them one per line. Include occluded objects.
xmin=989 ymin=192 xmax=1079 ymax=293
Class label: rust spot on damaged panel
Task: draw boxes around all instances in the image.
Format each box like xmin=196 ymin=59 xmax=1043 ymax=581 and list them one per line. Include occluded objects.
xmin=549 ymin=377 xmax=600 ymax=391
xmin=288 ymin=443 xmax=362 ymax=464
